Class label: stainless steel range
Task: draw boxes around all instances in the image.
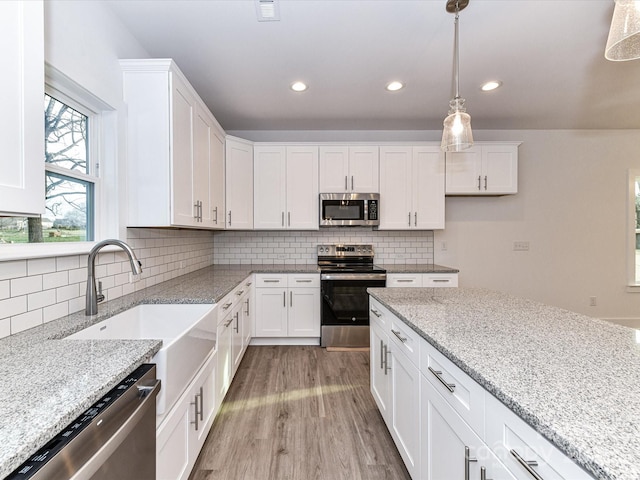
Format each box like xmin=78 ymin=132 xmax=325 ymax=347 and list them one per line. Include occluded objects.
xmin=318 ymin=244 xmax=386 ymax=348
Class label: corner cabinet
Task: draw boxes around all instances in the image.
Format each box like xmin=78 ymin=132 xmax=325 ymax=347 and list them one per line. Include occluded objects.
xmin=319 ymin=146 xmax=379 ymax=193
xmin=122 ymin=59 xmax=226 ymax=229
xmin=0 ymin=0 xmax=44 ymax=216
xmin=379 ymin=146 xmax=445 ymax=230
xmin=445 ymin=143 xmax=519 ymax=195
xmin=253 ymin=145 xmax=319 ymax=230
xmin=225 ymin=136 xmax=254 ymax=229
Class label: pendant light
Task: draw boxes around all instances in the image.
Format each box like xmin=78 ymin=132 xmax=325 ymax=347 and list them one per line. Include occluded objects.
xmin=605 ymin=0 xmax=640 ymax=61
xmin=441 ymin=0 xmax=473 ymax=152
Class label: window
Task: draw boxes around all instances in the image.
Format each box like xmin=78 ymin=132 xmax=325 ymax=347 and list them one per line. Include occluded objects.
xmin=628 ymin=170 xmax=640 ymax=287
xmin=0 ymin=90 xmax=98 ymax=243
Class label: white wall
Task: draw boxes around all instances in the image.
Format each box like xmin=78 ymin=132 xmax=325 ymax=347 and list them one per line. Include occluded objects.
xmin=231 ymin=129 xmax=640 ymax=323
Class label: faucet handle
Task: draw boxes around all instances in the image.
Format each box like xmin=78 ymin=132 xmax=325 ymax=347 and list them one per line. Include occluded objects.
xmin=97 ymin=281 xmax=105 ymax=303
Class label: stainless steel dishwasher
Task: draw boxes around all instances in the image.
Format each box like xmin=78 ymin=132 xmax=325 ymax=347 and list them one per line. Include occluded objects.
xmin=7 ymin=364 xmax=160 ymax=480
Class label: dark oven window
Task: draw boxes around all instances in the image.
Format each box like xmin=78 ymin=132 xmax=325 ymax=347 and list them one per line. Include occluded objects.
xmin=321 ymin=278 xmax=385 ymax=326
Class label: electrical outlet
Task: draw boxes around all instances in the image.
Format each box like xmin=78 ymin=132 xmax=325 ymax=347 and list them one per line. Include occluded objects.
xmin=441 ymin=241 xmax=448 ymax=251
xmin=589 ymin=296 xmax=597 ymax=307
xmin=513 ymin=241 xmax=530 ymax=251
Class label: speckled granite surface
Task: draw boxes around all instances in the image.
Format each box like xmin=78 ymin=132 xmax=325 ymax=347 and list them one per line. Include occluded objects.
xmin=379 ymin=263 xmax=459 ymax=274
xmin=0 ymin=263 xmax=318 ymax=478
xmin=368 ymin=287 xmax=640 ymax=480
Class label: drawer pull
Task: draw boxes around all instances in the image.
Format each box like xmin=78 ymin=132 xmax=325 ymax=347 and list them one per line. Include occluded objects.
xmin=263 ymin=279 xmax=281 ymax=283
xmin=236 ymin=289 xmax=244 ymax=296
xmin=396 ymin=279 xmax=414 ymax=283
xmin=296 ymin=279 xmax=313 ymax=283
xmin=510 ymin=449 xmax=543 ymax=480
xmin=391 ymin=329 xmax=407 ymax=343
xmin=224 ymin=318 xmax=233 ymax=327
xmin=370 ymin=308 xmax=382 ymax=317
xmin=428 ymin=366 xmax=456 ymax=392
xmin=433 ymin=279 xmax=450 ymax=283
xmin=245 ymin=282 xmax=252 ymax=286
xmin=465 ymin=446 xmax=477 ymax=480
xmin=222 ymin=302 xmax=233 ymax=310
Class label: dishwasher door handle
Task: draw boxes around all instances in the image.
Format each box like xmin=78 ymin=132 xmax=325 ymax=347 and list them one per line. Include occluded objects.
xmin=69 ymin=379 xmax=161 ymax=480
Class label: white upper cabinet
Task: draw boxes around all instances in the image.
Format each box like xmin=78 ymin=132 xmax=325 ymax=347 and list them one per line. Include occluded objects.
xmin=445 ymin=143 xmax=519 ymax=195
xmin=319 ymin=146 xmax=379 ymax=193
xmin=254 ymin=145 xmax=319 ymax=230
xmin=379 ymin=146 xmax=445 ymax=230
xmin=208 ymin=122 xmax=225 ymax=228
xmin=121 ymin=59 xmax=226 ymax=229
xmin=225 ymin=136 xmax=254 ymax=230
xmin=0 ymin=1 xmax=44 ymax=216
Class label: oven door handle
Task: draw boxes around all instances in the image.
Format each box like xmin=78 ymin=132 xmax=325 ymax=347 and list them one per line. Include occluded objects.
xmin=69 ymin=379 xmax=161 ymax=480
xmin=321 ymin=273 xmax=387 ymax=281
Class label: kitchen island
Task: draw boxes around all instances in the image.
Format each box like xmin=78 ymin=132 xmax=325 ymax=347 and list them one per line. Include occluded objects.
xmin=368 ymin=287 xmax=640 ymax=480
xmin=0 ymin=263 xmax=318 ymax=479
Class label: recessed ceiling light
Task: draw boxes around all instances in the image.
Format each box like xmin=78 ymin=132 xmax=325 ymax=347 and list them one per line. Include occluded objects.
xmin=386 ymin=81 xmax=404 ymax=92
xmin=481 ymin=80 xmax=502 ymax=92
xmin=290 ymin=81 xmax=308 ymax=92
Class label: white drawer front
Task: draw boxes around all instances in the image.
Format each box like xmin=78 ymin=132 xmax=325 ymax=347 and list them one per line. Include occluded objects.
xmin=389 ymin=317 xmax=421 ymax=367
xmin=255 ymin=273 xmax=288 ymax=288
xmin=420 ymin=340 xmax=485 ymax=437
xmin=387 ymin=274 xmax=423 ymax=288
xmin=288 ymin=273 xmax=320 ymax=288
xmin=485 ymin=394 xmax=593 ymax=480
xmin=423 ymin=273 xmax=458 ymax=287
xmin=369 ymin=297 xmax=391 ymax=329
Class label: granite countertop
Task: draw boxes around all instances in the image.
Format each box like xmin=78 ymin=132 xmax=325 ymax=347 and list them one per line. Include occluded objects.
xmin=367 ymin=287 xmax=640 ymax=480
xmin=0 ymin=263 xmax=319 ymax=478
xmin=380 ymin=263 xmax=459 ymax=273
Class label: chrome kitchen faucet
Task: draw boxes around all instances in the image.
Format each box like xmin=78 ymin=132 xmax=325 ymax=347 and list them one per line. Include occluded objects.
xmin=85 ymin=239 xmax=142 ymax=315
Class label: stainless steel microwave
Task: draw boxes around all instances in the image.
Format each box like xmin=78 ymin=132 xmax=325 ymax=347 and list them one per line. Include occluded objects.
xmin=319 ymin=193 xmax=380 ymax=227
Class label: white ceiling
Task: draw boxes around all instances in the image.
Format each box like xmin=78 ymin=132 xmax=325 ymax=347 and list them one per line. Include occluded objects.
xmin=104 ymin=0 xmax=640 ymax=131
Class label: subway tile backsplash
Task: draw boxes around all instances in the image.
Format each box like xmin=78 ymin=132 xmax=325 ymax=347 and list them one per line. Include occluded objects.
xmin=0 ymin=228 xmax=215 ymax=338
xmin=213 ymin=228 xmax=434 ymax=265
xmin=0 ymin=227 xmax=433 ymax=339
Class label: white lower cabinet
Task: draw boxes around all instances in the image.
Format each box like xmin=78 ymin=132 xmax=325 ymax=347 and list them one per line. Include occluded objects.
xmin=157 ymin=352 xmax=216 ymax=480
xmin=370 ymin=296 xmax=595 ymax=480
xmin=253 ymin=273 xmax=320 ymax=342
xmin=386 ymin=272 xmax=459 ymax=288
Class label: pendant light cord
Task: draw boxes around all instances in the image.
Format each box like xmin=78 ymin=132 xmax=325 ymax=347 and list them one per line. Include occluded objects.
xmin=453 ymin=1 xmax=460 ymax=100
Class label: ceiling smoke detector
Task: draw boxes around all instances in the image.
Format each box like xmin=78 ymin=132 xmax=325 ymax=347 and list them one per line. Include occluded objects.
xmin=255 ymin=0 xmax=280 ymax=22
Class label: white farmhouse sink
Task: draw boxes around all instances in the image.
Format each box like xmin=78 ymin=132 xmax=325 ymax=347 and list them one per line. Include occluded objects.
xmin=66 ymin=303 xmax=217 ymax=415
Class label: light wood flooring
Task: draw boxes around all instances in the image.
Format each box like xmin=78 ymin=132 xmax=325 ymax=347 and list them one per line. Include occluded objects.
xmin=189 ymin=345 xmax=411 ymax=480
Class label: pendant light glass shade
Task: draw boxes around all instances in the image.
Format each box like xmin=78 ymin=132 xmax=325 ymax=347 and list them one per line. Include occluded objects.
xmin=441 ymin=97 xmax=473 ymax=151
xmin=605 ymin=0 xmax=640 ymax=61
xmin=441 ymin=0 xmax=473 ymax=152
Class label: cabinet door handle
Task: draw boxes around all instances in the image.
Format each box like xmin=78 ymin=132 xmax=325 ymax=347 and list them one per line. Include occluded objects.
xmin=194 ymin=202 xmax=199 ymax=221
xmin=345 ymin=175 xmax=348 ymax=191
xmin=288 ymin=211 xmax=291 ymax=227
xmin=228 ymin=210 xmax=232 ymax=226
xmin=351 ymin=175 xmax=354 ymax=191
xmin=283 ymin=291 xmax=286 ymax=307
xmin=190 ymin=393 xmax=200 ymax=431
xmin=282 ymin=211 xmax=285 ymax=227
xmin=414 ymin=212 xmax=417 ymax=226
xmin=245 ymin=298 xmax=250 ymax=315
xmin=480 ymin=466 xmax=493 ymax=480
xmin=213 ymin=206 xmax=218 ymax=224
xmin=370 ymin=308 xmax=382 ymax=317
xmin=465 ymin=446 xmax=477 ymax=480
xmin=290 ymin=290 xmax=293 ymax=307
xmin=234 ymin=312 xmax=239 ymax=333
xmin=484 ymin=175 xmax=488 ymax=190
xmin=391 ymin=329 xmax=407 ymax=343
xmin=198 ymin=386 xmax=204 ymax=421
xmin=478 ymin=175 xmax=481 ymax=190
xmin=380 ymin=340 xmax=385 ymax=370
xmin=510 ymin=450 xmax=542 ymax=480
xmin=408 ymin=212 xmax=411 ymax=227
xmin=384 ymin=345 xmax=391 ymax=375
xmin=428 ymin=366 xmax=456 ymax=392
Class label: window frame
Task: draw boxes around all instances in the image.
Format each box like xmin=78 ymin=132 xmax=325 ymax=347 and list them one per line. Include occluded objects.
xmin=627 ymin=169 xmax=640 ymax=291
xmin=0 ymin=64 xmax=119 ymax=261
